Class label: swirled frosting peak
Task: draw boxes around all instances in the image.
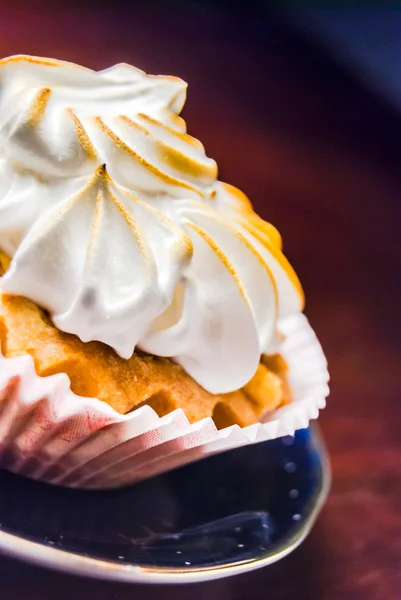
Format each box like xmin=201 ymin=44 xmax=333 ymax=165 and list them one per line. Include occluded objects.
xmin=0 ymin=55 xmax=304 ymax=394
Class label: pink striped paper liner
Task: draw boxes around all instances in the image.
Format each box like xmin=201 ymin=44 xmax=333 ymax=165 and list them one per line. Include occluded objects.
xmin=0 ymin=314 xmax=329 ymax=489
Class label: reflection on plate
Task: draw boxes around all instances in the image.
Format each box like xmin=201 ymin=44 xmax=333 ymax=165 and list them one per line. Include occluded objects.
xmin=0 ymin=425 xmax=330 ymax=583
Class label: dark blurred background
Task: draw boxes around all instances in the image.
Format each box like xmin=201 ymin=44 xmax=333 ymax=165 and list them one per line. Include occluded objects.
xmin=0 ymin=2 xmax=400 ymax=599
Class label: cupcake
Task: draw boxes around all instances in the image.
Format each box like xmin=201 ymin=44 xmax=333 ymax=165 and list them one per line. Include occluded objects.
xmin=0 ymin=55 xmax=328 ymax=488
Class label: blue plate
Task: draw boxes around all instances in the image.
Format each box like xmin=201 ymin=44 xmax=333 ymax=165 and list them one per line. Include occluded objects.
xmin=0 ymin=425 xmax=330 ymax=583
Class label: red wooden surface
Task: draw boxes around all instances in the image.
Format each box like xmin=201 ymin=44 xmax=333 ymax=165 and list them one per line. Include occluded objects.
xmin=0 ymin=5 xmax=400 ymax=600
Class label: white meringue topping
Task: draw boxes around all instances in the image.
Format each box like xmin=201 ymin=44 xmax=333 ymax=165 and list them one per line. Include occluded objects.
xmin=0 ymin=55 xmax=304 ymax=393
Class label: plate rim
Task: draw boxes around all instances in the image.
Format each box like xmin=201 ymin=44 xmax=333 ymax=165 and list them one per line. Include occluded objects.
xmin=0 ymin=424 xmax=331 ymax=584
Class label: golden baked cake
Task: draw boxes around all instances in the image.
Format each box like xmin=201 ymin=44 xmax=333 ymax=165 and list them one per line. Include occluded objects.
xmin=0 ymin=56 xmax=304 ymax=430
xmin=0 ymin=249 xmax=288 ymax=428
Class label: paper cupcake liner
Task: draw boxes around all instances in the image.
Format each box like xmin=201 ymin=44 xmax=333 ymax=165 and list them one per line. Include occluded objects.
xmin=0 ymin=314 xmax=329 ymax=489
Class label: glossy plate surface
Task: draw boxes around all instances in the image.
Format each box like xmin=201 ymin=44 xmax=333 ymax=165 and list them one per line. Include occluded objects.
xmin=0 ymin=425 xmax=330 ymax=583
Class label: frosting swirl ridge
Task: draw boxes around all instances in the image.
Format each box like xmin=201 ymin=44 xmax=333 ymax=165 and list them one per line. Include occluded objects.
xmin=0 ymin=55 xmax=304 ymax=393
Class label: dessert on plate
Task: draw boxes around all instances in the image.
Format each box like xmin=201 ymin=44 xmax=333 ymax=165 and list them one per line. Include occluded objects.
xmin=0 ymin=55 xmax=303 ymax=429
